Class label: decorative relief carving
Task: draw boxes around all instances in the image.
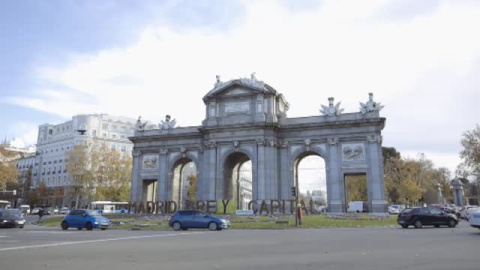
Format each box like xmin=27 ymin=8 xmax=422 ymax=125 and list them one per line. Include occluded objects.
xmin=268 ymin=139 xmax=276 ymax=147
xmin=342 ymin=144 xmax=365 ymax=161
xmin=180 ymin=147 xmax=187 ymax=153
xmin=159 ymin=148 xmax=168 ymax=155
xmin=367 ymin=134 xmax=382 ymax=143
xmin=142 ymin=154 xmax=159 ymax=169
xmin=132 ymin=150 xmax=142 ymax=157
xmin=233 ymin=141 xmax=240 ymax=148
xmin=304 ymin=139 xmax=311 ymax=146
xmin=256 ymin=139 xmax=265 ymax=146
xmin=327 ymin=137 xmax=339 ymax=145
xmin=278 ymin=140 xmax=289 ymax=148
xmin=204 ymin=141 xmax=217 ymax=149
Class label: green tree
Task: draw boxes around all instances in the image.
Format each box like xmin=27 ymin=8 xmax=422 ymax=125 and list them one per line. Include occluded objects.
xmin=66 ymin=144 xmax=96 ymax=208
xmin=187 ymin=175 xmax=197 ymax=201
xmin=0 ymin=146 xmax=19 ymax=190
xmin=458 ymin=124 xmax=480 ymax=176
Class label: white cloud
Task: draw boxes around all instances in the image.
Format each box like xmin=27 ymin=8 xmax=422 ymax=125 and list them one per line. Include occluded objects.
xmin=6 ymin=0 xmax=480 ymax=175
xmin=8 ymin=122 xmax=39 ymax=147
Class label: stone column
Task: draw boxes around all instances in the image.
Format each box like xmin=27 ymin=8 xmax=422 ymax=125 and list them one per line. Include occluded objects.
xmin=451 ymin=178 xmax=465 ymax=207
xmin=130 ymin=150 xmax=142 ymax=203
xmin=367 ymin=135 xmax=387 ymax=213
xmin=204 ymin=141 xmax=217 ymax=200
xmin=436 ymin=183 xmax=443 ymax=204
xmin=157 ymin=148 xmax=169 ymax=201
xmin=327 ymin=138 xmax=343 ymax=213
xmin=256 ymin=139 xmax=266 ymax=200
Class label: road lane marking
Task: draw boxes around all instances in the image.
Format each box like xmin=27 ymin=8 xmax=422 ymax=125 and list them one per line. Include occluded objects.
xmin=0 ymin=232 xmax=207 ymax=252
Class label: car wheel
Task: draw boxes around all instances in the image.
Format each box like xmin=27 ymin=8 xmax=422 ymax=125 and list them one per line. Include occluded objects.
xmin=77 ymin=228 xmax=82 ymax=230
xmin=414 ymin=220 xmax=423 ymax=228
xmin=61 ymin=221 xmax=68 ymax=230
xmin=86 ymin=222 xmax=93 ymax=231
xmin=19 ymin=225 xmax=24 ymax=229
xmin=434 ymin=224 xmax=440 ymax=228
xmin=401 ymin=224 xmax=408 ymax=228
xmin=101 ymin=228 xmax=107 ymax=231
xmin=448 ymin=219 xmax=456 ymax=228
xmin=208 ymin=222 xmax=218 ymax=231
xmin=121 ymin=210 xmax=125 ymax=214
xmin=172 ymin=222 xmax=182 ymax=231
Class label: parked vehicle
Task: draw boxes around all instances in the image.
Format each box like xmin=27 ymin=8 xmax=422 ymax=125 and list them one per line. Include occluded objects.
xmin=61 ymin=209 xmax=110 ymax=231
xmin=388 ymin=204 xmax=405 ymax=214
xmin=460 ymin=206 xmax=479 ymax=220
xmin=0 ymin=200 xmax=11 ymax=209
xmin=0 ymin=209 xmax=26 ymax=228
xmin=169 ymin=210 xmax=229 ymax=231
xmin=60 ymin=207 xmax=70 ymax=214
xmin=19 ymin=205 xmax=30 ymax=215
xmin=31 ymin=208 xmax=41 ymax=215
xmin=468 ymin=208 xmax=480 ymax=229
xmin=397 ymin=207 xmax=458 ymax=228
xmin=347 ymin=201 xmax=368 ymax=213
xmin=464 ymin=206 xmax=480 ymax=221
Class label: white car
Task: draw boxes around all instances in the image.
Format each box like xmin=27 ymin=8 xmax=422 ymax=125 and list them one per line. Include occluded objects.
xmin=468 ymin=208 xmax=480 ymax=229
xmin=60 ymin=207 xmax=70 ymax=214
xmin=388 ymin=205 xmax=405 ymax=214
xmin=465 ymin=206 xmax=480 ymax=221
xmin=31 ymin=208 xmax=41 ymax=215
xmin=461 ymin=206 xmax=479 ymax=220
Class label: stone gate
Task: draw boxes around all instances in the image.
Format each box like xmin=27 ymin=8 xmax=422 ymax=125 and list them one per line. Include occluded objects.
xmin=129 ymin=74 xmax=387 ymax=213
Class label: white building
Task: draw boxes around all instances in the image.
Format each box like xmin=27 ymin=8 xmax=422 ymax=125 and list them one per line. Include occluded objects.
xmin=33 ymin=114 xmax=136 ymax=207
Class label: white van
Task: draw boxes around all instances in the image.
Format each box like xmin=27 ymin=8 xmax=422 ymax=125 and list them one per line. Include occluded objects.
xmin=20 ymin=205 xmax=30 ymax=215
xmin=347 ymin=201 xmax=368 ymax=213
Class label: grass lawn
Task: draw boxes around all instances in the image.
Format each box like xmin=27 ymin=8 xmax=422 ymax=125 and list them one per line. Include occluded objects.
xmin=37 ymin=214 xmax=397 ymax=230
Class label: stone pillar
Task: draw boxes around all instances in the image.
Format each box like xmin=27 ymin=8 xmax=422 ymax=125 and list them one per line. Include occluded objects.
xmin=367 ymin=135 xmax=387 ymax=213
xmin=130 ymin=150 xmax=142 ymax=203
xmin=256 ymin=139 xmax=266 ymax=200
xmin=327 ymin=138 xmax=343 ymax=213
xmin=204 ymin=141 xmax=217 ymax=200
xmin=451 ymin=178 xmax=464 ymax=207
xmin=157 ymin=148 xmax=169 ymax=201
xmin=436 ymin=183 xmax=443 ymax=204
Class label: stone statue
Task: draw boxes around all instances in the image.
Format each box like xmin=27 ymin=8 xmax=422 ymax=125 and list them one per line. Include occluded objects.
xmin=160 ymin=114 xmax=177 ymax=130
xmin=251 ymin=72 xmax=257 ymax=82
xmin=135 ymin=116 xmax=148 ymax=131
xmin=214 ymin=75 xmax=223 ymax=88
xmin=360 ymin=93 xmax=384 ymax=114
xmin=320 ymin=97 xmax=344 ymax=116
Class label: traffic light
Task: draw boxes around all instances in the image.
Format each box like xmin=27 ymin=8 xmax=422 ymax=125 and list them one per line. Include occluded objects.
xmin=291 ymin=187 xmax=297 ymax=197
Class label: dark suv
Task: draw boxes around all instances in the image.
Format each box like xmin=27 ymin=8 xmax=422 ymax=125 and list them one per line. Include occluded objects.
xmin=169 ymin=210 xmax=229 ymax=231
xmin=398 ymin=207 xmax=458 ymax=228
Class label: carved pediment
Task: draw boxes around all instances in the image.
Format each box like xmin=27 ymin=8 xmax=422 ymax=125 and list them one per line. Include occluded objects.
xmin=203 ymin=78 xmax=277 ymax=102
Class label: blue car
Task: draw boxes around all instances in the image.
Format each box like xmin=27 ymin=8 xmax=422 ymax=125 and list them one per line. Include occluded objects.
xmin=169 ymin=210 xmax=229 ymax=231
xmin=61 ymin=209 xmax=110 ymax=231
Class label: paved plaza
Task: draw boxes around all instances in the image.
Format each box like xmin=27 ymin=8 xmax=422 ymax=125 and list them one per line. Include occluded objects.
xmin=0 ymin=221 xmax=479 ymax=270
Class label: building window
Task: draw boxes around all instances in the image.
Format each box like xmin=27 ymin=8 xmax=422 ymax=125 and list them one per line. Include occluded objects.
xmin=102 ymin=123 xmax=108 ymax=130
xmin=92 ymin=130 xmax=97 ymax=137
xmin=111 ymin=144 xmax=117 ymax=151
xmin=49 ymin=129 xmax=52 ymax=135
xmin=121 ymin=146 xmax=126 ymax=152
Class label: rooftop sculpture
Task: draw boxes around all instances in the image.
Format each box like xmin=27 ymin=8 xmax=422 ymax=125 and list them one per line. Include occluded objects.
xmin=360 ymin=93 xmax=384 ymax=114
xmin=320 ymin=97 xmax=344 ymax=116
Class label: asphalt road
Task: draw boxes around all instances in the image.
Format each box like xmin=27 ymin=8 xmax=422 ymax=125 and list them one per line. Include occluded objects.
xmin=0 ymin=221 xmax=479 ymax=270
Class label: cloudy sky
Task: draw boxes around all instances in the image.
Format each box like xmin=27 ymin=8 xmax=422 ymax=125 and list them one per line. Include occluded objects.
xmin=1 ymin=0 xmax=480 ymax=177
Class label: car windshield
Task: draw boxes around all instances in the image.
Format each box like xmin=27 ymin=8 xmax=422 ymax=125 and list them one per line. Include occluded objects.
xmin=87 ymin=210 xmax=100 ymax=216
xmin=401 ymin=209 xmax=413 ymax=213
xmin=0 ymin=211 xmax=22 ymax=218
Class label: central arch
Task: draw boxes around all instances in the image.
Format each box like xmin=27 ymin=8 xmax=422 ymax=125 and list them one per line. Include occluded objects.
xmin=170 ymin=157 xmax=197 ymax=209
xmin=222 ymin=152 xmax=253 ymax=210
